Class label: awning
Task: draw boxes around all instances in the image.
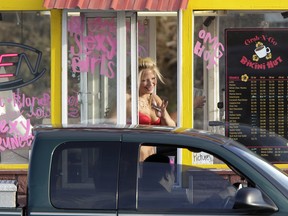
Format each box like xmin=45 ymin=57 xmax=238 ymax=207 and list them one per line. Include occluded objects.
xmin=43 ymin=0 xmax=188 ymax=11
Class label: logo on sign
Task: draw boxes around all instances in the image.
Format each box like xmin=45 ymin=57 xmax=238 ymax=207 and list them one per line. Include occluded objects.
xmin=0 ymin=42 xmax=46 ymax=91
xmin=240 ymin=35 xmax=283 ymax=70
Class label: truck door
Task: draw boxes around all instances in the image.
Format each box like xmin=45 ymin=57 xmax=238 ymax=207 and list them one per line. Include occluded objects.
xmin=31 ymin=140 xmax=122 ymax=216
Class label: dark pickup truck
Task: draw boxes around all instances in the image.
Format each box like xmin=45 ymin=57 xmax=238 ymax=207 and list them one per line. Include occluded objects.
xmin=1 ymin=126 xmax=288 ymax=216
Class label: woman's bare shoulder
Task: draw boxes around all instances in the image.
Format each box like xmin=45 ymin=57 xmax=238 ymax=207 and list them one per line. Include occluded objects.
xmin=126 ymin=93 xmax=131 ymax=101
xmin=153 ymin=94 xmax=163 ymax=101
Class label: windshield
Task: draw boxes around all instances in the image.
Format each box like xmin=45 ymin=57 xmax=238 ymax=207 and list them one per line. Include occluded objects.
xmin=225 ymin=143 xmax=288 ymax=198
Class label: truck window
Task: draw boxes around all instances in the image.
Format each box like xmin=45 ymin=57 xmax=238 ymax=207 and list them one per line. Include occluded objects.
xmin=137 ymin=145 xmax=246 ymax=211
xmin=50 ymin=141 xmax=120 ymax=209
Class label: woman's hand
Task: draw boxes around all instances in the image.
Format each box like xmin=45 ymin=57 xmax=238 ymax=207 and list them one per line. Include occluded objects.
xmin=194 ymin=96 xmax=206 ymax=108
xmin=152 ymin=98 xmax=168 ymax=118
xmin=151 ymin=95 xmax=175 ymax=126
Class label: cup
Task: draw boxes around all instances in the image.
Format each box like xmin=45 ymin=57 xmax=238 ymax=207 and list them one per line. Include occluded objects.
xmin=254 ymin=45 xmax=271 ymax=58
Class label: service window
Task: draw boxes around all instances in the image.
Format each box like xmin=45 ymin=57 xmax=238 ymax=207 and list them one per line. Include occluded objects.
xmin=64 ymin=11 xmax=178 ymax=126
xmin=50 ymin=141 xmax=120 ymax=209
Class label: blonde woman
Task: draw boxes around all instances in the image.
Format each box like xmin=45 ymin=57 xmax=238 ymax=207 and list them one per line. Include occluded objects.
xmin=136 ymin=57 xmax=175 ymax=161
xmin=136 ymin=57 xmax=176 ymax=126
xmin=109 ymin=57 xmax=175 ymax=127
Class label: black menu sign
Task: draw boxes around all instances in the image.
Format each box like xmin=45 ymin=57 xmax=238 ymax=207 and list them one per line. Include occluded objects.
xmin=226 ymin=28 xmax=288 ymax=163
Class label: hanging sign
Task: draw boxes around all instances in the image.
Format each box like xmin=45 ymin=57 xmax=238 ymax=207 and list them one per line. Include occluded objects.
xmin=0 ymin=42 xmax=46 ymax=91
xmin=225 ymin=28 xmax=288 ymax=163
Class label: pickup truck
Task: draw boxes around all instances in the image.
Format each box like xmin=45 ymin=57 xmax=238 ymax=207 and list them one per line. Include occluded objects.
xmin=1 ymin=126 xmax=288 ymax=216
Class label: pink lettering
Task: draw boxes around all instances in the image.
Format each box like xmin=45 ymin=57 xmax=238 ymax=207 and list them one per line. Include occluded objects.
xmin=0 ymin=138 xmax=5 ymax=151
xmin=71 ymin=56 xmax=89 ymax=72
xmin=68 ymin=94 xmax=78 ymax=107
xmin=244 ymin=35 xmax=260 ymax=45
xmin=105 ymin=35 xmax=116 ymax=60
xmin=19 ymin=119 xmax=32 ymax=137
xmin=107 ymin=61 xmax=115 ymax=78
xmin=198 ymin=29 xmax=220 ymax=49
xmin=2 ymin=137 xmax=11 ymax=149
xmin=68 ymin=92 xmax=79 ymax=118
xmin=240 ymin=56 xmax=248 ymax=64
xmin=0 ymin=120 xmax=9 ymax=133
xmin=70 ymin=33 xmax=82 ymax=56
xmin=0 ymin=53 xmax=18 ymax=67
xmin=68 ymin=107 xmax=80 ymax=118
xmin=267 ymin=37 xmax=277 ymax=45
xmin=0 ymin=134 xmax=34 ymax=152
xmin=194 ymin=29 xmax=224 ymax=69
xmin=10 ymin=136 xmax=20 ymax=149
xmin=26 ymin=106 xmax=50 ymax=119
xmin=68 ymin=17 xmax=117 ymax=79
xmin=194 ymin=41 xmax=205 ymax=57
xmin=8 ymin=121 xmax=18 ymax=134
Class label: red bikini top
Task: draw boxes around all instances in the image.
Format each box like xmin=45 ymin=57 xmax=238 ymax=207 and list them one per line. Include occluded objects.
xmin=139 ymin=112 xmax=161 ymax=125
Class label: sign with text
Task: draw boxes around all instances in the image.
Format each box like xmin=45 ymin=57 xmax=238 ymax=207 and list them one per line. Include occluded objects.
xmin=0 ymin=42 xmax=46 ymax=91
xmin=225 ymin=28 xmax=288 ymax=163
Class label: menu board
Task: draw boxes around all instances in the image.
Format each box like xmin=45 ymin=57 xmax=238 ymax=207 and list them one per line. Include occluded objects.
xmin=225 ymin=28 xmax=288 ymax=163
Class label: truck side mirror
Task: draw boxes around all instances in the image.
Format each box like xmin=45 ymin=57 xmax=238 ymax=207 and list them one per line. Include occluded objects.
xmin=233 ymin=187 xmax=278 ymax=211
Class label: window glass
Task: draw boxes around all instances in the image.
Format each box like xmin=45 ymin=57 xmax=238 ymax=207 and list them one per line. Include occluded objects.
xmin=65 ymin=13 xmax=178 ymax=126
xmin=137 ymin=15 xmax=178 ymax=125
xmin=67 ymin=12 xmax=136 ymax=125
xmin=155 ymin=16 xmax=178 ymax=122
xmin=67 ymin=13 xmax=118 ymax=125
xmin=194 ymin=11 xmax=288 ymax=164
xmin=50 ymin=141 xmax=120 ymax=209
xmin=0 ymin=12 xmax=51 ymax=164
xmin=137 ymin=145 xmax=248 ymax=211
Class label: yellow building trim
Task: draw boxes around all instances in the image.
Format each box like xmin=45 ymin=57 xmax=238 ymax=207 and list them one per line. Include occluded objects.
xmin=181 ymin=1 xmax=194 ymax=165
xmin=1 ymin=163 xmax=287 ymax=171
xmin=0 ymin=0 xmax=45 ymax=10
xmin=181 ymin=2 xmax=193 ymax=129
xmin=190 ymin=0 xmax=288 ymax=10
xmin=192 ymin=164 xmax=229 ymax=169
xmin=275 ymin=164 xmax=288 ymax=170
xmin=0 ymin=164 xmax=28 ymax=170
xmin=185 ymin=164 xmax=288 ymax=170
xmin=50 ymin=10 xmax=62 ymax=127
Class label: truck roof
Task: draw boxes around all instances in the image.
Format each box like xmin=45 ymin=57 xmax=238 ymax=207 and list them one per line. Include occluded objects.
xmin=32 ymin=124 xmax=231 ymax=146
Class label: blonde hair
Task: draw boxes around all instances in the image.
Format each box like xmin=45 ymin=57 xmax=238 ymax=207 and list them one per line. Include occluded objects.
xmin=138 ymin=57 xmax=165 ymax=84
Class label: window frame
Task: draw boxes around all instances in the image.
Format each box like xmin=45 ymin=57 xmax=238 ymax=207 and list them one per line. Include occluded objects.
xmin=135 ymin=143 xmax=277 ymax=213
xmin=62 ymin=10 xmax=138 ymax=126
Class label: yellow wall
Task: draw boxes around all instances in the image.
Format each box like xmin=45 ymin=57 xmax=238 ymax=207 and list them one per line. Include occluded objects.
xmin=190 ymin=0 xmax=288 ymax=10
xmin=50 ymin=9 xmax=62 ymax=127
xmin=0 ymin=0 xmax=45 ymax=10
